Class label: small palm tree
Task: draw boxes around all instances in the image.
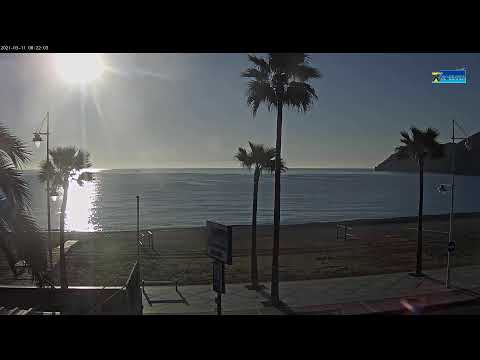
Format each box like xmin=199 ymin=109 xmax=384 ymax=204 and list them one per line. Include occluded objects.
xmin=235 ymin=142 xmax=286 ymax=290
xmin=0 ymin=124 xmax=47 ymax=285
xmin=242 ymin=53 xmax=320 ymax=304
xmin=395 ymin=127 xmax=444 ymax=276
xmin=39 ymin=146 xmax=94 ymax=288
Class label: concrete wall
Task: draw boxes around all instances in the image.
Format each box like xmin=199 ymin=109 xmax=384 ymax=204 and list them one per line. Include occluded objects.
xmin=0 ymin=286 xmax=130 ymax=314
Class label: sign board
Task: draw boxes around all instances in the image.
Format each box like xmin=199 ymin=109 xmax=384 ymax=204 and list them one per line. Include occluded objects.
xmin=448 ymin=241 xmax=456 ymax=253
xmin=207 ymin=221 xmax=232 ymax=265
xmin=213 ymin=261 xmax=225 ymax=294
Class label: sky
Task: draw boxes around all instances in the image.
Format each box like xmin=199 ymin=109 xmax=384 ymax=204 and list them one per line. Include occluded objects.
xmin=1 ymin=53 xmax=479 ymax=169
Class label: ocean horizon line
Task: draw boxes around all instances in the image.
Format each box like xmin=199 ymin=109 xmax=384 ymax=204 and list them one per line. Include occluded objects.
xmin=22 ymin=166 xmax=374 ymax=172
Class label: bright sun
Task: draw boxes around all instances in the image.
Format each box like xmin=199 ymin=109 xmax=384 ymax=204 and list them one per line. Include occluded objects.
xmin=54 ymin=53 xmax=105 ymax=84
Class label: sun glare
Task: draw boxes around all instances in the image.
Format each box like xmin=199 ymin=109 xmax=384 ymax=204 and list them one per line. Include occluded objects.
xmin=54 ymin=53 xmax=105 ymax=84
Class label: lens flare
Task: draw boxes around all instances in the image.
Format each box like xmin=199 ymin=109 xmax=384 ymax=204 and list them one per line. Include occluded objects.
xmin=54 ymin=53 xmax=105 ymax=84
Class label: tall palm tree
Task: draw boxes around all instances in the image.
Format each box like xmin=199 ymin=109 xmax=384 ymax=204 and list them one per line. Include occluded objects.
xmin=395 ymin=127 xmax=444 ymax=276
xmin=0 ymin=124 xmax=47 ymax=285
xmin=242 ymin=53 xmax=320 ymax=304
xmin=235 ymin=142 xmax=286 ymax=290
xmin=39 ymin=146 xmax=94 ymax=288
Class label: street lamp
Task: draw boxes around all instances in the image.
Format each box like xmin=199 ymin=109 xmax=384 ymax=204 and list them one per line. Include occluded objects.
xmin=440 ymin=119 xmax=472 ymax=289
xmin=33 ymin=133 xmax=43 ymax=148
xmin=33 ymin=112 xmax=53 ymax=269
xmin=50 ymin=190 xmax=59 ymax=203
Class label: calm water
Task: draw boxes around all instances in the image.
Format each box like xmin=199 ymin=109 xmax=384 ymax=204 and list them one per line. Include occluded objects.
xmin=23 ymin=168 xmax=480 ymax=232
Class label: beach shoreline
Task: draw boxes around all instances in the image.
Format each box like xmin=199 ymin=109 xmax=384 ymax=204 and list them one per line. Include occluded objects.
xmin=46 ymin=211 xmax=480 ymax=236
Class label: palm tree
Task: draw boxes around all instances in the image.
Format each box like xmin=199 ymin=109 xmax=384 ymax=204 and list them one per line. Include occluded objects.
xmin=235 ymin=142 xmax=286 ymax=290
xmin=242 ymin=53 xmax=320 ymax=304
xmin=0 ymin=124 xmax=47 ymax=285
xmin=395 ymin=127 xmax=444 ymax=276
xmin=39 ymin=146 xmax=94 ymax=288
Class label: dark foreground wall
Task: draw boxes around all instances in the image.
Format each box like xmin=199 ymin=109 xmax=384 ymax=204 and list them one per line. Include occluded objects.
xmin=0 ymin=262 xmax=143 ymax=315
xmin=0 ymin=286 xmax=127 ymax=314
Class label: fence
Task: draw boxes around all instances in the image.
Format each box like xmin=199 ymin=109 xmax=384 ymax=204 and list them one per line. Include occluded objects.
xmin=336 ymin=224 xmax=354 ymax=241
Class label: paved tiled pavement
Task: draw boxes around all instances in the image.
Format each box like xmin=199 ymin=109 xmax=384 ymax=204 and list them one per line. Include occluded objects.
xmin=142 ymin=265 xmax=480 ymax=315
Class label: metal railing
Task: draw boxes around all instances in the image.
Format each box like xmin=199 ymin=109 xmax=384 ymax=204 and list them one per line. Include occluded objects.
xmin=336 ymin=224 xmax=354 ymax=241
xmin=125 ymin=261 xmax=143 ymax=315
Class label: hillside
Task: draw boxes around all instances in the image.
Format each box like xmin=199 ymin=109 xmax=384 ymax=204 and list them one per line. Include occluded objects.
xmin=374 ymin=131 xmax=480 ymax=175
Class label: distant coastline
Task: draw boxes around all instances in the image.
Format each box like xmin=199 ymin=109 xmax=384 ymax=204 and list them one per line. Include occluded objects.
xmin=375 ymin=131 xmax=480 ymax=176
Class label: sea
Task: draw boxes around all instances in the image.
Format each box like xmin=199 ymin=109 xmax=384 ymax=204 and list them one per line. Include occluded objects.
xmin=22 ymin=168 xmax=480 ymax=232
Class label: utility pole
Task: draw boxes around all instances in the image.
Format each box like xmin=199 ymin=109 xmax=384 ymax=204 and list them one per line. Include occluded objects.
xmin=136 ymin=195 xmax=140 ymax=266
xmin=446 ymin=120 xmax=456 ymax=288
xmin=33 ymin=112 xmax=52 ymax=268
xmin=445 ymin=119 xmax=472 ymax=288
xmin=46 ymin=112 xmax=52 ymax=269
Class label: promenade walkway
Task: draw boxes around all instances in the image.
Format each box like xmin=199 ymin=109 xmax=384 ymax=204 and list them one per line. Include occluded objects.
xmin=142 ymin=265 xmax=480 ymax=315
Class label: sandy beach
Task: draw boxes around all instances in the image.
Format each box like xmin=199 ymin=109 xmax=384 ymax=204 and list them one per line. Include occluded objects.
xmin=31 ymin=212 xmax=480 ymax=287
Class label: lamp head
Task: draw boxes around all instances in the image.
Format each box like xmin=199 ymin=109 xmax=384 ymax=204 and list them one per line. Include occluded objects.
xmin=436 ymin=184 xmax=452 ymax=194
xmin=49 ymin=190 xmax=59 ymax=202
xmin=33 ymin=133 xmax=43 ymax=148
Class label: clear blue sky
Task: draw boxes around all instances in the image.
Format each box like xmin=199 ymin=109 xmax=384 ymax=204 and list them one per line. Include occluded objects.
xmin=1 ymin=53 xmax=479 ymax=169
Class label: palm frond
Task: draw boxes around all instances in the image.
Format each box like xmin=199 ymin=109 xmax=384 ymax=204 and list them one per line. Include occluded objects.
xmin=77 ymin=171 xmax=94 ymax=186
xmin=237 ymin=142 xmax=286 ymax=173
xmin=410 ymin=127 xmax=423 ymax=143
xmin=246 ymin=80 xmax=276 ymax=116
xmin=267 ymin=157 xmax=287 ymax=173
xmin=400 ymin=130 xmax=412 ymax=143
xmin=38 ymin=159 xmax=55 ymax=183
xmin=395 ymin=127 xmax=445 ymax=161
xmin=241 ymin=68 xmax=268 ymax=81
xmin=294 ymin=64 xmax=322 ymax=82
xmin=284 ymin=81 xmax=318 ymax=112
xmin=269 ymin=53 xmax=307 ymax=75
xmin=246 ymin=54 xmax=270 ymax=74
xmin=0 ymin=159 xmax=31 ymax=211
xmin=424 ymin=127 xmax=440 ymax=139
xmin=235 ymin=147 xmax=253 ymax=170
xmin=49 ymin=146 xmax=78 ymax=173
xmin=0 ymin=124 xmax=30 ymax=168
xmin=73 ymin=150 xmax=92 ymax=171
xmin=47 ymin=146 xmax=94 ymax=183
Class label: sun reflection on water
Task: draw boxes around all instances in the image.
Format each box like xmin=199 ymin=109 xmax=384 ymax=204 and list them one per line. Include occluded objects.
xmin=53 ymin=174 xmax=100 ymax=232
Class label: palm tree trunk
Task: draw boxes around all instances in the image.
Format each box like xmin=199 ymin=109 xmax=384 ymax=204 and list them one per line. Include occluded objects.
xmin=271 ymin=100 xmax=283 ymax=305
xmin=251 ymin=167 xmax=260 ymax=288
xmin=59 ymin=181 xmax=69 ymax=289
xmin=416 ymin=158 xmax=424 ymax=275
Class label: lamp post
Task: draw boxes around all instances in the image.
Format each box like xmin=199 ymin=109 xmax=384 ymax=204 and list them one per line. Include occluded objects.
xmin=438 ymin=120 xmax=471 ymax=288
xmin=33 ymin=112 xmax=55 ymax=269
